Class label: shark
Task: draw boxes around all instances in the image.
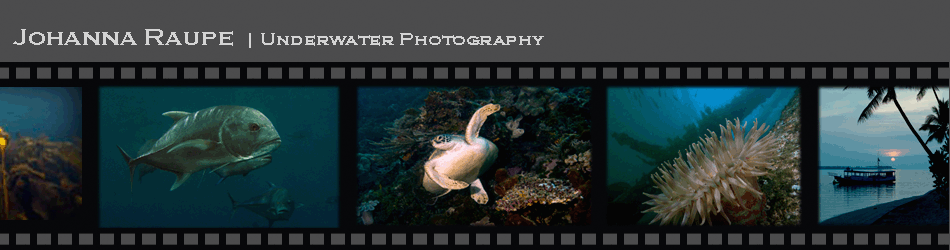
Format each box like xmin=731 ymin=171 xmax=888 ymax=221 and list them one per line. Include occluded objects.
xmin=118 ymin=105 xmax=281 ymax=191
xmin=228 ymin=182 xmax=303 ymax=228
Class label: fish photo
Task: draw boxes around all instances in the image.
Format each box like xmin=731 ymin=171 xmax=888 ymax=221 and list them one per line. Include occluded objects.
xmin=99 ymin=87 xmax=339 ymax=228
xmin=356 ymin=86 xmax=591 ymax=226
xmin=607 ymin=87 xmax=801 ymax=226
xmin=819 ymin=86 xmax=948 ymax=226
xmin=0 ymin=87 xmax=82 ymax=220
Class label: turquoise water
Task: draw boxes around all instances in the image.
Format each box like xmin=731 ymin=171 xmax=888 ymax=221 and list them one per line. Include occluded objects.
xmin=607 ymin=87 xmax=797 ymax=185
xmin=818 ymin=169 xmax=936 ymax=222
xmin=99 ymin=87 xmax=339 ymax=228
xmin=0 ymin=88 xmax=82 ymax=140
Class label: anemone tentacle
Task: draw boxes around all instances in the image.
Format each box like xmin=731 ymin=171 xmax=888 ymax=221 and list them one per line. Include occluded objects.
xmin=642 ymin=118 xmax=778 ymax=226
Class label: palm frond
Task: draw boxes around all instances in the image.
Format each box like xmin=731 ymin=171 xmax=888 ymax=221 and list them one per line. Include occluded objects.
xmin=917 ymin=99 xmax=949 ymax=144
xmin=917 ymin=87 xmax=929 ymax=101
xmin=857 ymin=89 xmax=885 ymax=123
xmin=882 ymin=87 xmax=898 ymax=104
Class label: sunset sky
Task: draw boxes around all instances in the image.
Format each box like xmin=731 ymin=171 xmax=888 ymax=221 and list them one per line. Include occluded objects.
xmin=820 ymin=87 xmax=947 ymax=169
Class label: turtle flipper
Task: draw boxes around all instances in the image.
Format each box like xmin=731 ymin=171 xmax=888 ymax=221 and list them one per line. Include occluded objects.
xmin=464 ymin=104 xmax=501 ymax=145
xmin=424 ymin=161 xmax=470 ymax=190
xmin=469 ymin=178 xmax=488 ymax=204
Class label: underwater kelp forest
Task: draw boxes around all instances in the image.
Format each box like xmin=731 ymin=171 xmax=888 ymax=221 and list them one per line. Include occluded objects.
xmin=0 ymin=133 xmax=82 ymax=220
xmin=608 ymin=87 xmax=800 ymax=226
xmin=357 ymin=86 xmax=591 ymax=226
xmin=0 ymin=87 xmax=83 ymax=220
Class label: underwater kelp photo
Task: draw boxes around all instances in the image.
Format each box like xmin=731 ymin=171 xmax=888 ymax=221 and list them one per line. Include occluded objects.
xmin=357 ymin=86 xmax=591 ymax=226
xmin=0 ymin=87 xmax=83 ymax=220
xmin=1 ymin=133 xmax=82 ymax=220
xmin=608 ymin=87 xmax=800 ymax=226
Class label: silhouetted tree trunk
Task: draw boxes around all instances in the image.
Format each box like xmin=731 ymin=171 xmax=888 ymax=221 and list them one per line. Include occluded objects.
xmin=892 ymin=97 xmax=934 ymax=157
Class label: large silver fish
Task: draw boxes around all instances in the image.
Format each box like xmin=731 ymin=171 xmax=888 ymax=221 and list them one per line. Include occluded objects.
xmin=135 ymin=139 xmax=159 ymax=182
xmin=118 ymin=105 xmax=281 ymax=191
xmin=142 ymin=143 xmax=273 ymax=186
xmin=228 ymin=182 xmax=303 ymax=228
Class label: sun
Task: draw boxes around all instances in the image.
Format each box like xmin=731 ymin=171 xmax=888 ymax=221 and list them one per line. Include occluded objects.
xmin=891 ymin=157 xmax=896 ymax=162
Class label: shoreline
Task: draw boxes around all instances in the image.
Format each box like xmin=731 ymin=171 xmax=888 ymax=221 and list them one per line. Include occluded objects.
xmin=820 ymin=188 xmax=947 ymax=226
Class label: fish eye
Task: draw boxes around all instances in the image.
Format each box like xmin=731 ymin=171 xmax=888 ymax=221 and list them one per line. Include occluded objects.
xmin=249 ymin=123 xmax=261 ymax=132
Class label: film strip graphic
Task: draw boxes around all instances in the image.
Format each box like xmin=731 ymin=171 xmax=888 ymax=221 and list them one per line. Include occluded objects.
xmin=0 ymin=63 xmax=947 ymax=247
xmin=0 ymin=232 xmax=948 ymax=245
xmin=0 ymin=63 xmax=947 ymax=80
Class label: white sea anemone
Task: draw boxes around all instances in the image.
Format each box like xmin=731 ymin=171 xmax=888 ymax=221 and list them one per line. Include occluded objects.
xmin=642 ymin=118 xmax=779 ymax=226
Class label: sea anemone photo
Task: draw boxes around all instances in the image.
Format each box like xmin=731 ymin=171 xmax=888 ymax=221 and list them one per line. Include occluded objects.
xmin=607 ymin=87 xmax=801 ymax=226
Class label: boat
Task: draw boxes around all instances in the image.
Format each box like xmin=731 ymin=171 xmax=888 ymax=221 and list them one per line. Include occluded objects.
xmin=833 ymin=167 xmax=896 ymax=185
xmin=832 ymin=155 xmax=896 ymax=185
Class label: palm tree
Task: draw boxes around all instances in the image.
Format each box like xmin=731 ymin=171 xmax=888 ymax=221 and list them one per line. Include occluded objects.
xmin=918 ymin=99 xmax=949 ymax=145
xmin=916 ymin=85 xmax=943 ymax=103
xmin=845 ymin=86 xmax=934 ymax=157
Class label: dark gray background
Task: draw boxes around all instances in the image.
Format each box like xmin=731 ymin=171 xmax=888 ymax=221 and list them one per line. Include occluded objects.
xmin=2 ymin=0 xmax=947 ymax=62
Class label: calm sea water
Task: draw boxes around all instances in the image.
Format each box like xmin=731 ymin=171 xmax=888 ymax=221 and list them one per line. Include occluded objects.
xmin=819 ymin=169 xmax=935 ymax=222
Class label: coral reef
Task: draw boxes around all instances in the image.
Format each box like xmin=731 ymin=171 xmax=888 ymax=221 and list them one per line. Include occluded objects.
xmin=642 ymin=118 xmax=779 ymax=226
xmin=357 ymin=200 xmax=380 ymax=225
xmin=564 ymin=150 xmax=591 ymax=173
xmin=494 ymin=174 xmax=582 ymax=212
xmin=357 ymin=200 xmax=379 ymax=216
xmin=506 ymin=115 xmax=525 ymax=139
xmin=2 ymin=133 xmax=82 ymax=220
xmin=757 ymin=92 xmax=802 ymax=225
xmin=356 ymin=86 xmax=591 ymax=225
xmin=470 ymin=216 xmax=494 ymax=226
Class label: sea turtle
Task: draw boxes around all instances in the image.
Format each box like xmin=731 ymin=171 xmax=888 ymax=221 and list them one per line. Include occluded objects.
xmin=422 ymin=103 xmax=500 ymax=204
